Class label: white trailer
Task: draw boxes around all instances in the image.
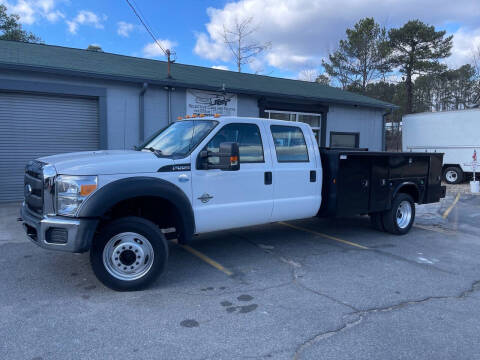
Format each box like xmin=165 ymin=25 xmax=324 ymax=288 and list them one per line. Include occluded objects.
xmin=402 ymin=109 xmax=480 ymax=184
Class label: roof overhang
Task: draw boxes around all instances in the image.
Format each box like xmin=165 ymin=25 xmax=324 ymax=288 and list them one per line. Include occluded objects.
xmin=0 ymin=62 xmax=399 ymax=110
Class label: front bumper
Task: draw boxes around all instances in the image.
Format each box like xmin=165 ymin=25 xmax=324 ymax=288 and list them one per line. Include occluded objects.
xmin=20 ymin=203 xmax=98 ymax=253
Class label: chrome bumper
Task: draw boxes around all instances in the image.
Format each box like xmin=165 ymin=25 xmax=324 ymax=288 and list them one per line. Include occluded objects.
xmin=20 ymin=203 xmax=98 ymax=253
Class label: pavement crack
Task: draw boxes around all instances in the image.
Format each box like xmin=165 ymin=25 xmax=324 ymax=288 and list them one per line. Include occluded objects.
xmin=293 ymin=314 xmax=364 ymax=360
xmin=294 ymin=279 xmax=480 ymax=359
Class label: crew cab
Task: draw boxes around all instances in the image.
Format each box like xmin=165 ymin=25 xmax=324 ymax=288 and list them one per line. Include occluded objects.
xmin=20 ymin=116 xmax=445 ymax=291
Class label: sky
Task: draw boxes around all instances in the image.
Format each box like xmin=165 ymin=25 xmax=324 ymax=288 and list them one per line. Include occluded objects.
xmin=1 ymin=0 xmax=480 ymax=80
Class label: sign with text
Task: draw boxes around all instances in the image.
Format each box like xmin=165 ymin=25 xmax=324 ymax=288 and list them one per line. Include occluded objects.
xmin=186 ymin=89 xmax=237 ymax=116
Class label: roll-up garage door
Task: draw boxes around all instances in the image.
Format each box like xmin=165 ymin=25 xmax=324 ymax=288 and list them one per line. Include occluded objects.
xmin=0 ymin=92 xmax=99 ymax=202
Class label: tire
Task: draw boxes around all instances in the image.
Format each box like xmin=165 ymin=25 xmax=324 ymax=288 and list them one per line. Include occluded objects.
xmin=90 ymin=216 xmax=168 ymax=291
xmin=443 ymin=166 xmax=463 ymax=184
xmin=382 ymin=193 xmax=415 ymax=235
xmin=370 ymin=212 xmax=385 ymax=232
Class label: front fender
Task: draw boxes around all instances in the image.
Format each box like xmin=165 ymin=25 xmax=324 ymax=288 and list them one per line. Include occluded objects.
xmin=77 ymin=176 xmax=195 ymax=244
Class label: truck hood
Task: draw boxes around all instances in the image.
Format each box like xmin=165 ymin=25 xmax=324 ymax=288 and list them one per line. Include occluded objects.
xmin=38 ymin=150 xmax=173 ymax=175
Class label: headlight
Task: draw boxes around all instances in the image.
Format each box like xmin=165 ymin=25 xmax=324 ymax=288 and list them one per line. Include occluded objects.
xmin=56 ymin=175 xmax=98 ymax=216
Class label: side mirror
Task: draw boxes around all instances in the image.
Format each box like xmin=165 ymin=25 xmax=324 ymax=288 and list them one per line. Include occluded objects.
xmin=198 ymin=142 xmax=240 ymax=171
xmin=218 ymin=142 xmax=240 ymax=171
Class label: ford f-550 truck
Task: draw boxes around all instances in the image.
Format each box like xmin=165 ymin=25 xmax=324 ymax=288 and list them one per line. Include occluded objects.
xmin=20 ymin=116 xmax=445 ymax=291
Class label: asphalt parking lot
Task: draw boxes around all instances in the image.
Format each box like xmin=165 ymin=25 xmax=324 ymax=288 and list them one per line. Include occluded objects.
xmin=1 ymin=189 xmax=480 ymax=360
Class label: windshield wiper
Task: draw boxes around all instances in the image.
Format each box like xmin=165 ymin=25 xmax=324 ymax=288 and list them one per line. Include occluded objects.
xmin=144 ymin=147 xmax=163 ymax=157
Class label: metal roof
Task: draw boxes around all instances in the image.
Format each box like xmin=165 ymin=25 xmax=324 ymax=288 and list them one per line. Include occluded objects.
xmin=0 ymin=40 xmax=396 ymax=110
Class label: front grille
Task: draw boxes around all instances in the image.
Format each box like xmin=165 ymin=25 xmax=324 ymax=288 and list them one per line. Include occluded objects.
xmin=24 ymin=161 xmax=44 ymax=215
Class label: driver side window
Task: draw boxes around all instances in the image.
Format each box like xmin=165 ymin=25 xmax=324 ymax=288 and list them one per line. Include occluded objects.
xmin=206 ymin=123 xmax=264 ymax=164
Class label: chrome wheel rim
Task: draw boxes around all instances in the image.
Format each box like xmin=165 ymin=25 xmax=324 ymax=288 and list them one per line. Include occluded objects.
xmin=446 ymin=170 xmax=457 ymax=183
xmin=396 ymin=201 xmax=412 ymax=229
xmin=102 ymin=232 xmax=154 ymax=281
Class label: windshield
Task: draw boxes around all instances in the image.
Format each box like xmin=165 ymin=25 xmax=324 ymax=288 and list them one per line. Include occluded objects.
xmin=142 ymin=120 xmax=217 ymax=157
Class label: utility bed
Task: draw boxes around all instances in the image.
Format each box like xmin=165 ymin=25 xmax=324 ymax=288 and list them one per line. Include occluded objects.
xmin=319 ymin=149 xmax=446 ymax=217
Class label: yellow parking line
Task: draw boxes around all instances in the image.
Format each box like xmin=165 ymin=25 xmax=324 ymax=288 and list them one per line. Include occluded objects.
xmin=179 ymin=243 xmax=233 ymax=276
xmin=442 ymin=192 xmax=461 ymax=219
xmin=413 ymin=224 xmax=454 ymax=235
xmin=278 ymin=222 xmax=369 ymax=250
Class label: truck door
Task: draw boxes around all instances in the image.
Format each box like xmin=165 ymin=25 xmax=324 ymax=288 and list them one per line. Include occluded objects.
xmin=191 ymin=121 xmax=274 ymax=233
xmin=337 ymin=155 xmax=371 ymax=216
xmin=267 ymin=124 xmax=321 ymax=221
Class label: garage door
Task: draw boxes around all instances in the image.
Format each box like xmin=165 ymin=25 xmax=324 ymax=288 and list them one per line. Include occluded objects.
xmin=0 ymin=92 xmax=99 ymax=202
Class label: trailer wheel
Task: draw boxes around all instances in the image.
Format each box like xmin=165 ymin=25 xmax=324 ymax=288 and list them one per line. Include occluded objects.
xmin=382 ymin=193 xmax=415 ymax=235
xmin=90 ymin=216 xmax=168 ymax=291
xmin=443 ymin=166 xmax=463 ymax=184
xmin=369 ymin=212 xmax=385 ymax=232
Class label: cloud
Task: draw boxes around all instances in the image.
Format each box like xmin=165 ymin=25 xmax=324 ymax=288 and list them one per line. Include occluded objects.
xmin=194 ymin=0 xmax=480 ymax=72
xmin=0 ymin=0 xmax=64 ymax=24
xmin=194 ymin=32 xmax=231 ymax=62
xmin=117 ymin=21 xmax=135 ymax=37
xmin=142 ymin=40 xmax=177 ymax=58
xmin=212 ymin=65 xmax=229 ymax=70
xmin=447 ymin=27 xmax=480 ymax=68
xmin=66 ymin=10 xmax=107 ymax=34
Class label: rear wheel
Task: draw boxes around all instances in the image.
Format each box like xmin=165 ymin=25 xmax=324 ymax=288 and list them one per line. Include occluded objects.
xmin=443 ymin=166 xmax=463 ymax=184
xmin=90 ymin=216 xmax=168 ymax=291
xmin=382 ymin=193 xmax=415 ymax=235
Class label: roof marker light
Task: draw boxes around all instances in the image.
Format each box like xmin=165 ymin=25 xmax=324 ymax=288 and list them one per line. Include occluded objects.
xmin=177 ymin=116 xmax=183 ymax=120
xmin=214 ymin=113 xmax=221 ymax=118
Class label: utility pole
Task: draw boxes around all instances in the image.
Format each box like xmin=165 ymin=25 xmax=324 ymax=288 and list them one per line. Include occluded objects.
xmin=166 ymin=49 xmax=175 ymax=79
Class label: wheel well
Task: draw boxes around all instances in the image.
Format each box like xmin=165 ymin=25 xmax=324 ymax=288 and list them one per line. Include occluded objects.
xmin=442 ymin=164 xmax=461 ymax=171
xmin=96 ymin=196 xmax=182 ymax=241
xmin=396 ymin=184 xmax=420 ymax=203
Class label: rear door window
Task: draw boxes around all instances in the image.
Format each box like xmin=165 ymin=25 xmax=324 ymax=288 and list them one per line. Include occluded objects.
xmin=270 ymin=125 xmax=309 ymax=162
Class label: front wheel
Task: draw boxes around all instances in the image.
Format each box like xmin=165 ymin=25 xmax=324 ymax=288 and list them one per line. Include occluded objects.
xmin=382 ymin=193 xmax=415 ymax=235
xmin=90 ymin=217 xmax=168 ymax=291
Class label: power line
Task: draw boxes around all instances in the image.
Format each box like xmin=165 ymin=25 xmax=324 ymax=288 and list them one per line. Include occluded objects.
xmin=125 ymin=0 xmax=167 ymax=55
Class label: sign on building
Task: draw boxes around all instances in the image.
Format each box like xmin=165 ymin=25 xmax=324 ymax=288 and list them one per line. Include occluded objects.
xmin=186 ymin=89 xmax=237 ymax=116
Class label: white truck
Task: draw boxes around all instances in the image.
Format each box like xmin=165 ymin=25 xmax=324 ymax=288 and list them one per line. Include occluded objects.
xmin=402 ymin=108 xmax=480 ymax=184
xmin=21 ymin=116 xmax=445 ymax=291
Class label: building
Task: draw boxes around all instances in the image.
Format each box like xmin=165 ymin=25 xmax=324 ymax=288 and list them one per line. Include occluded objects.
xmin=0 ymin=40 xmax=395 ymax=202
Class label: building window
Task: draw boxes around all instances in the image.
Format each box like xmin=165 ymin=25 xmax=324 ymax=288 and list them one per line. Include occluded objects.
xmin=265 ymin=110 xmax=321 ymax=144
xmin=329 ymin=132 xmax=359 ymax=148
xmin=206 ymin=123 xmax=264 ymax=163
xmin=270 ymin=125 xmax=309 ymax=162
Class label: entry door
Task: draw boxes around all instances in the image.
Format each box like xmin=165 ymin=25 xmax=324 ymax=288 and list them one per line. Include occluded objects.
xmin=267 ymin=124 xmax=321 ymax=221
xmin=191 ymin=122 xmax=274 ymax=233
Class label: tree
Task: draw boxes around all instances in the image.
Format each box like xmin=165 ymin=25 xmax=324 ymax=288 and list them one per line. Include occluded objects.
xmin=0 ymin=4 xmax=41 ymax=43
xmin=322 ymin=18 xmax=390 ymax=92
xmin=315 ymin=74 xmax=330 ymax=86
xmin=414 ymin=65 xmax=478 ymax=111
xmin=389 ymin=20 xmax=453 ymax=113
xmin=298 ymin=69 xmax=319 ymax=82
xmin=221 ymin=17 xmax=271 ymax=72
xmin=86 ymin=44 xmax=103 ymax=52
xmin=472 ymin=46 xmax=480 ymax=106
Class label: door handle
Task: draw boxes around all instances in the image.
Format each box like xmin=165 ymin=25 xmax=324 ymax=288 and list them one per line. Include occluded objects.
xmin=264 ymin=171 xmax=272 ymax=185
xmin=361 ymin=179 xmax=369 ymax=187
xmin=310 ymin=170 xmax=316 ymax=182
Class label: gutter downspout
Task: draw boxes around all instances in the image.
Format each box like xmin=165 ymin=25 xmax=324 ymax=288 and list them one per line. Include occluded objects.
xmin=382 ymin=108 xmax=392 ymax=151
xmin=139 ymin=82 xmax=149 ymax=143
xmin=165 ymin=86 xmax=175 ymax=124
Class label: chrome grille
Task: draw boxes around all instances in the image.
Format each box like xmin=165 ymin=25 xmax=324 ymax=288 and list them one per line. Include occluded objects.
xmin=24 ymin=161 xmax=44 ymax=215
